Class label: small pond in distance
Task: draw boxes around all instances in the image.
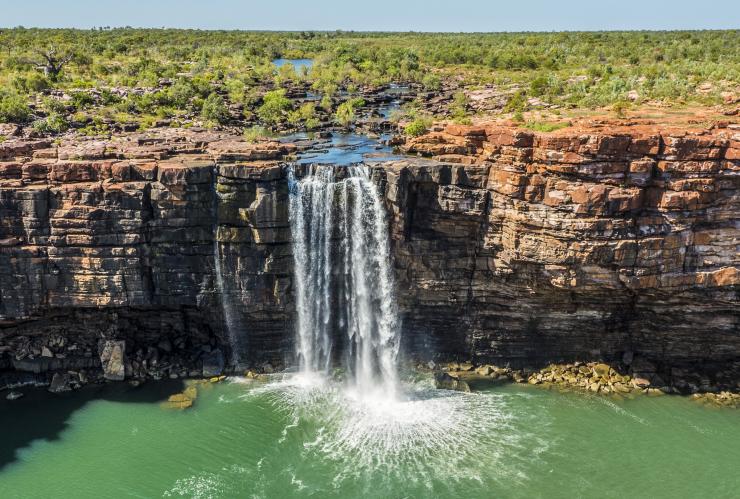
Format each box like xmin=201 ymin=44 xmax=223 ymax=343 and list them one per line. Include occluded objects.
xmin=272 ymin=58 xmax=314 ymax=73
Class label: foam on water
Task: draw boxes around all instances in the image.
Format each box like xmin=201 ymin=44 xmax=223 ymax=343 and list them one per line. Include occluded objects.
xmin=241 ymin=374 xmax=551 ymax=492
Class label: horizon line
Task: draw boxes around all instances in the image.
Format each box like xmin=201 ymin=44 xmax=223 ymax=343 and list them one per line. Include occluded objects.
xmin=2 ymin=26 xmax=738 ymax=33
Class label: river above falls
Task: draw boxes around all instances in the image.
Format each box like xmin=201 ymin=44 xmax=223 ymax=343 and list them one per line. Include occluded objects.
xmin=1 ymin=377 xmax=738 ymax=499
xmin=279 ymin=131 xmax=402 ymax=165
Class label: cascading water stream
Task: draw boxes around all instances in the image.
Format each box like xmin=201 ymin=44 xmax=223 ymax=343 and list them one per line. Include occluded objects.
xmin=212 ymin=167 xmax=243 ymax=369
xmin=288 ymin=164 xmax=400 ymax=397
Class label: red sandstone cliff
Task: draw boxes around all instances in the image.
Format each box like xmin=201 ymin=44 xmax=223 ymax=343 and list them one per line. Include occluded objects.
xmin=0 ymin=124 xmax=737 ymax=390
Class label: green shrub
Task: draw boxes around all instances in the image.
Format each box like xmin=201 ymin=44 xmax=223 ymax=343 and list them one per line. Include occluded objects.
xmin=422 ymin=73 xmax=442 ymax=91
xmin=201 ymin=93 xmax=229 ymax=124
xmin=320 ymin=94 xmax=333 ymax=112
xmin=243 ymin=125 xmax=271 ymax=142
xmin=304 ymin=117 xmax=320 ymax=130
xmin=287 ymin=102 xmax=315 ymax=125
xmin=78 ymin=117 xmax=109 ymax=136
xmin=523 ymin=120 xmax=571 ymax=132
xmin=138 ymin=115 xmax=158 ymax=130
xmin=404 ymin=118 xmax=430 ymax=137
xmin=257 ymin=89 xmax=291 ymax=125
xmin=10 ymin=72 xmax=50 ymax=93
xmin=613 ymin=100 xmax=630 ymax=118
xmin=529 ymin=74 xmax=550 ymax=97
xmin=70 ymin=92 xmax=96 ymax=111
xmin=334 ymin=98 xmax=365 ymax=127
xmin=275 ymin=64 xmax=297 ymax=85
xmin=505 ymin=91 xmax=528 ymax=113
xmin=0 ymin=92 xmax=31 ymax=123
xmin=99 ymin=89 xmax=121 ymax=106
xmin=42 ymin=96 xmax=67 ymax=114
xmin=224 ymin=78 xmax=247 ymax=105
xmin=168 ymin=80 xmax=195 ymax=108
xmin=450 ymin=91 xmax=470 ymax=122
xmin=32 ymin=113 xmax=69 ymax=134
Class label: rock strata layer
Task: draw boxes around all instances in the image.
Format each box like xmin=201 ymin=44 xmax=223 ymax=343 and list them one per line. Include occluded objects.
xmin=392 ymin=122 xmax=738 ymax=386
xmin=0 ymin=129 xmax=296 ymax=385
xmin=0 ymin=123 xmax=738 ymax=388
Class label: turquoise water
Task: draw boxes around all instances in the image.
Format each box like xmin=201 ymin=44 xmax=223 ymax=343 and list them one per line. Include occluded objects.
xmin=1 ymin=376 xmax=738 ymax=498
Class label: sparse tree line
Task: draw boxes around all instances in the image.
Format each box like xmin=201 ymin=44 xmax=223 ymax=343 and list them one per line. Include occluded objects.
xmin=0 ymin=28 xmax=737 ymax=137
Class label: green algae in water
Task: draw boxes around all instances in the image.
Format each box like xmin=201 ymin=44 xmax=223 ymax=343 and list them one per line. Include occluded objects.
xmin=1 ymin=377 xmax=739 ymax=499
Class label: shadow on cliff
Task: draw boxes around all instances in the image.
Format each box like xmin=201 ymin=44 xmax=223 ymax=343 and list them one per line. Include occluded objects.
xmin=0 ymin=379 xmax=184 ymax=472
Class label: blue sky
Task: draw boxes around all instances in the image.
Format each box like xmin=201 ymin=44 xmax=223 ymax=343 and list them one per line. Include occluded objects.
xmin=2 ymin=0 xmax=738 ymax=31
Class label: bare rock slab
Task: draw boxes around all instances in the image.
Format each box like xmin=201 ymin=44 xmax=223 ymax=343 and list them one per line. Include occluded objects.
xmin=99 ymin=340 xmax=126 ymax=381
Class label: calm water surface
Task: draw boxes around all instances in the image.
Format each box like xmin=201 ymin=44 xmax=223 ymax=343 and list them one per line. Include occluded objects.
xmin=280 ymin=132 xmax=401 ymax=165
xmin=1 ymin=377 xmax=738 ymax=498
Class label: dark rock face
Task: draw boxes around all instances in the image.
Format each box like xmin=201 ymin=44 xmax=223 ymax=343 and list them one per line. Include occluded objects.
xmin=0 ymin=130 xmax=297 ymax=384
xmin=0 ymin=125 xmax=738 ymax=386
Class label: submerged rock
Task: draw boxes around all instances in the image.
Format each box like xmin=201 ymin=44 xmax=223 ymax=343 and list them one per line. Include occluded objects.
xmin=631 ymin=377 xmax=651 ymax=389
xmin=161 ymin=384 xmax=199 ymax=410
xmin=6 ymin=391 xmax=24 ymax=400
xmin=162 ymin=393 xmax=193 ymax=410
xmin=434 ymin=372 xmax=471 ymax=393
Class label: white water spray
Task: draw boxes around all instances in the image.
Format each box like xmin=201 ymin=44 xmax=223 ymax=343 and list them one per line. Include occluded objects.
xmin=288 ymin=164 xmax=400 ymax=396
xmin=213 ymin=169 xmax=244 ymax=369
xmin=214 ymin=239 xmax=242 ymax=367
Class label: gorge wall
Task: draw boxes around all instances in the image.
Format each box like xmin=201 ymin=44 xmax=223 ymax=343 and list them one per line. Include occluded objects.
xmin=0 ymin=124 xmax=738 ymax=387
xmin=391 ymin=123 xmax=738 ymax=380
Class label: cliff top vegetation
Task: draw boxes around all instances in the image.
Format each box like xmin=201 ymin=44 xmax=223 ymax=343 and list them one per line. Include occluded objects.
xmin=0 ymin=28 xmax=737 ymax=134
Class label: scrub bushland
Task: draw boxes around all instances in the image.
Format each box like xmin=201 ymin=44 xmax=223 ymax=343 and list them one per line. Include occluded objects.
xmin=1 ymin=28 xmax=737 ymax=133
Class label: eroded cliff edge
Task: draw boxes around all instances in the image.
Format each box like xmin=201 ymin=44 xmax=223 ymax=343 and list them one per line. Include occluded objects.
xmin=0 ymin=123 xmax=738 ymax=390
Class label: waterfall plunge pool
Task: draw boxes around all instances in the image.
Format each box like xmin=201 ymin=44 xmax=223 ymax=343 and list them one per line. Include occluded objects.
xmin=1 ymin=375 xmax=738 ymax=498
xmin=4 ymin=128 xmax=738 ymax=498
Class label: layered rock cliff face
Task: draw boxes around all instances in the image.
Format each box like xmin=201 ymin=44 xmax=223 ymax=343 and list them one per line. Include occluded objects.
xmin=0 ymin=123 xmax=738 ymax=387
xmin=0 ymin=130 xmax=297 ymax=384
xmin=392 ymin=123 xmax=739 ymax=381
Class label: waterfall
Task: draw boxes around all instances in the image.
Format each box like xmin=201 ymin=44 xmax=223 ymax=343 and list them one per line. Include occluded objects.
xmin=212 ymin=167 xmax=243 ymax=369
xmin=214 ymin=239 xmax=242 ymax=368
xmin=288 ymin=164 xmax=400 ymax=396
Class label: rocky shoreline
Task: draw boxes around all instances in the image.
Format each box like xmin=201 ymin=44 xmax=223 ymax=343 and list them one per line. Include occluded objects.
xmin=433 ymin=360 xmax=740 ymax=409
xmin=7 ymin=360 xmax=738 ymax=410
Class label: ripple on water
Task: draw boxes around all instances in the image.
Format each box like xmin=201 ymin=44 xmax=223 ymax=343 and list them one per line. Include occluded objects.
xmin=239 ymin=374 xmax=553 ymax=494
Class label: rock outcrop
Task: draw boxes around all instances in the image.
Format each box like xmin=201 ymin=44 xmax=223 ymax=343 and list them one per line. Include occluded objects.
xmin=0 ymin=123 xmax=737 ymax=388
xmin=0 ymin=129 xmax=296 ymax=385
xmin=391 ymin=122 xmax=738 ymax=385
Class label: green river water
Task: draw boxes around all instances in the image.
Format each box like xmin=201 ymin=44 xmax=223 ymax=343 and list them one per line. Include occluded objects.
xmin=1 ymin=375 xmax=738 ymax=499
